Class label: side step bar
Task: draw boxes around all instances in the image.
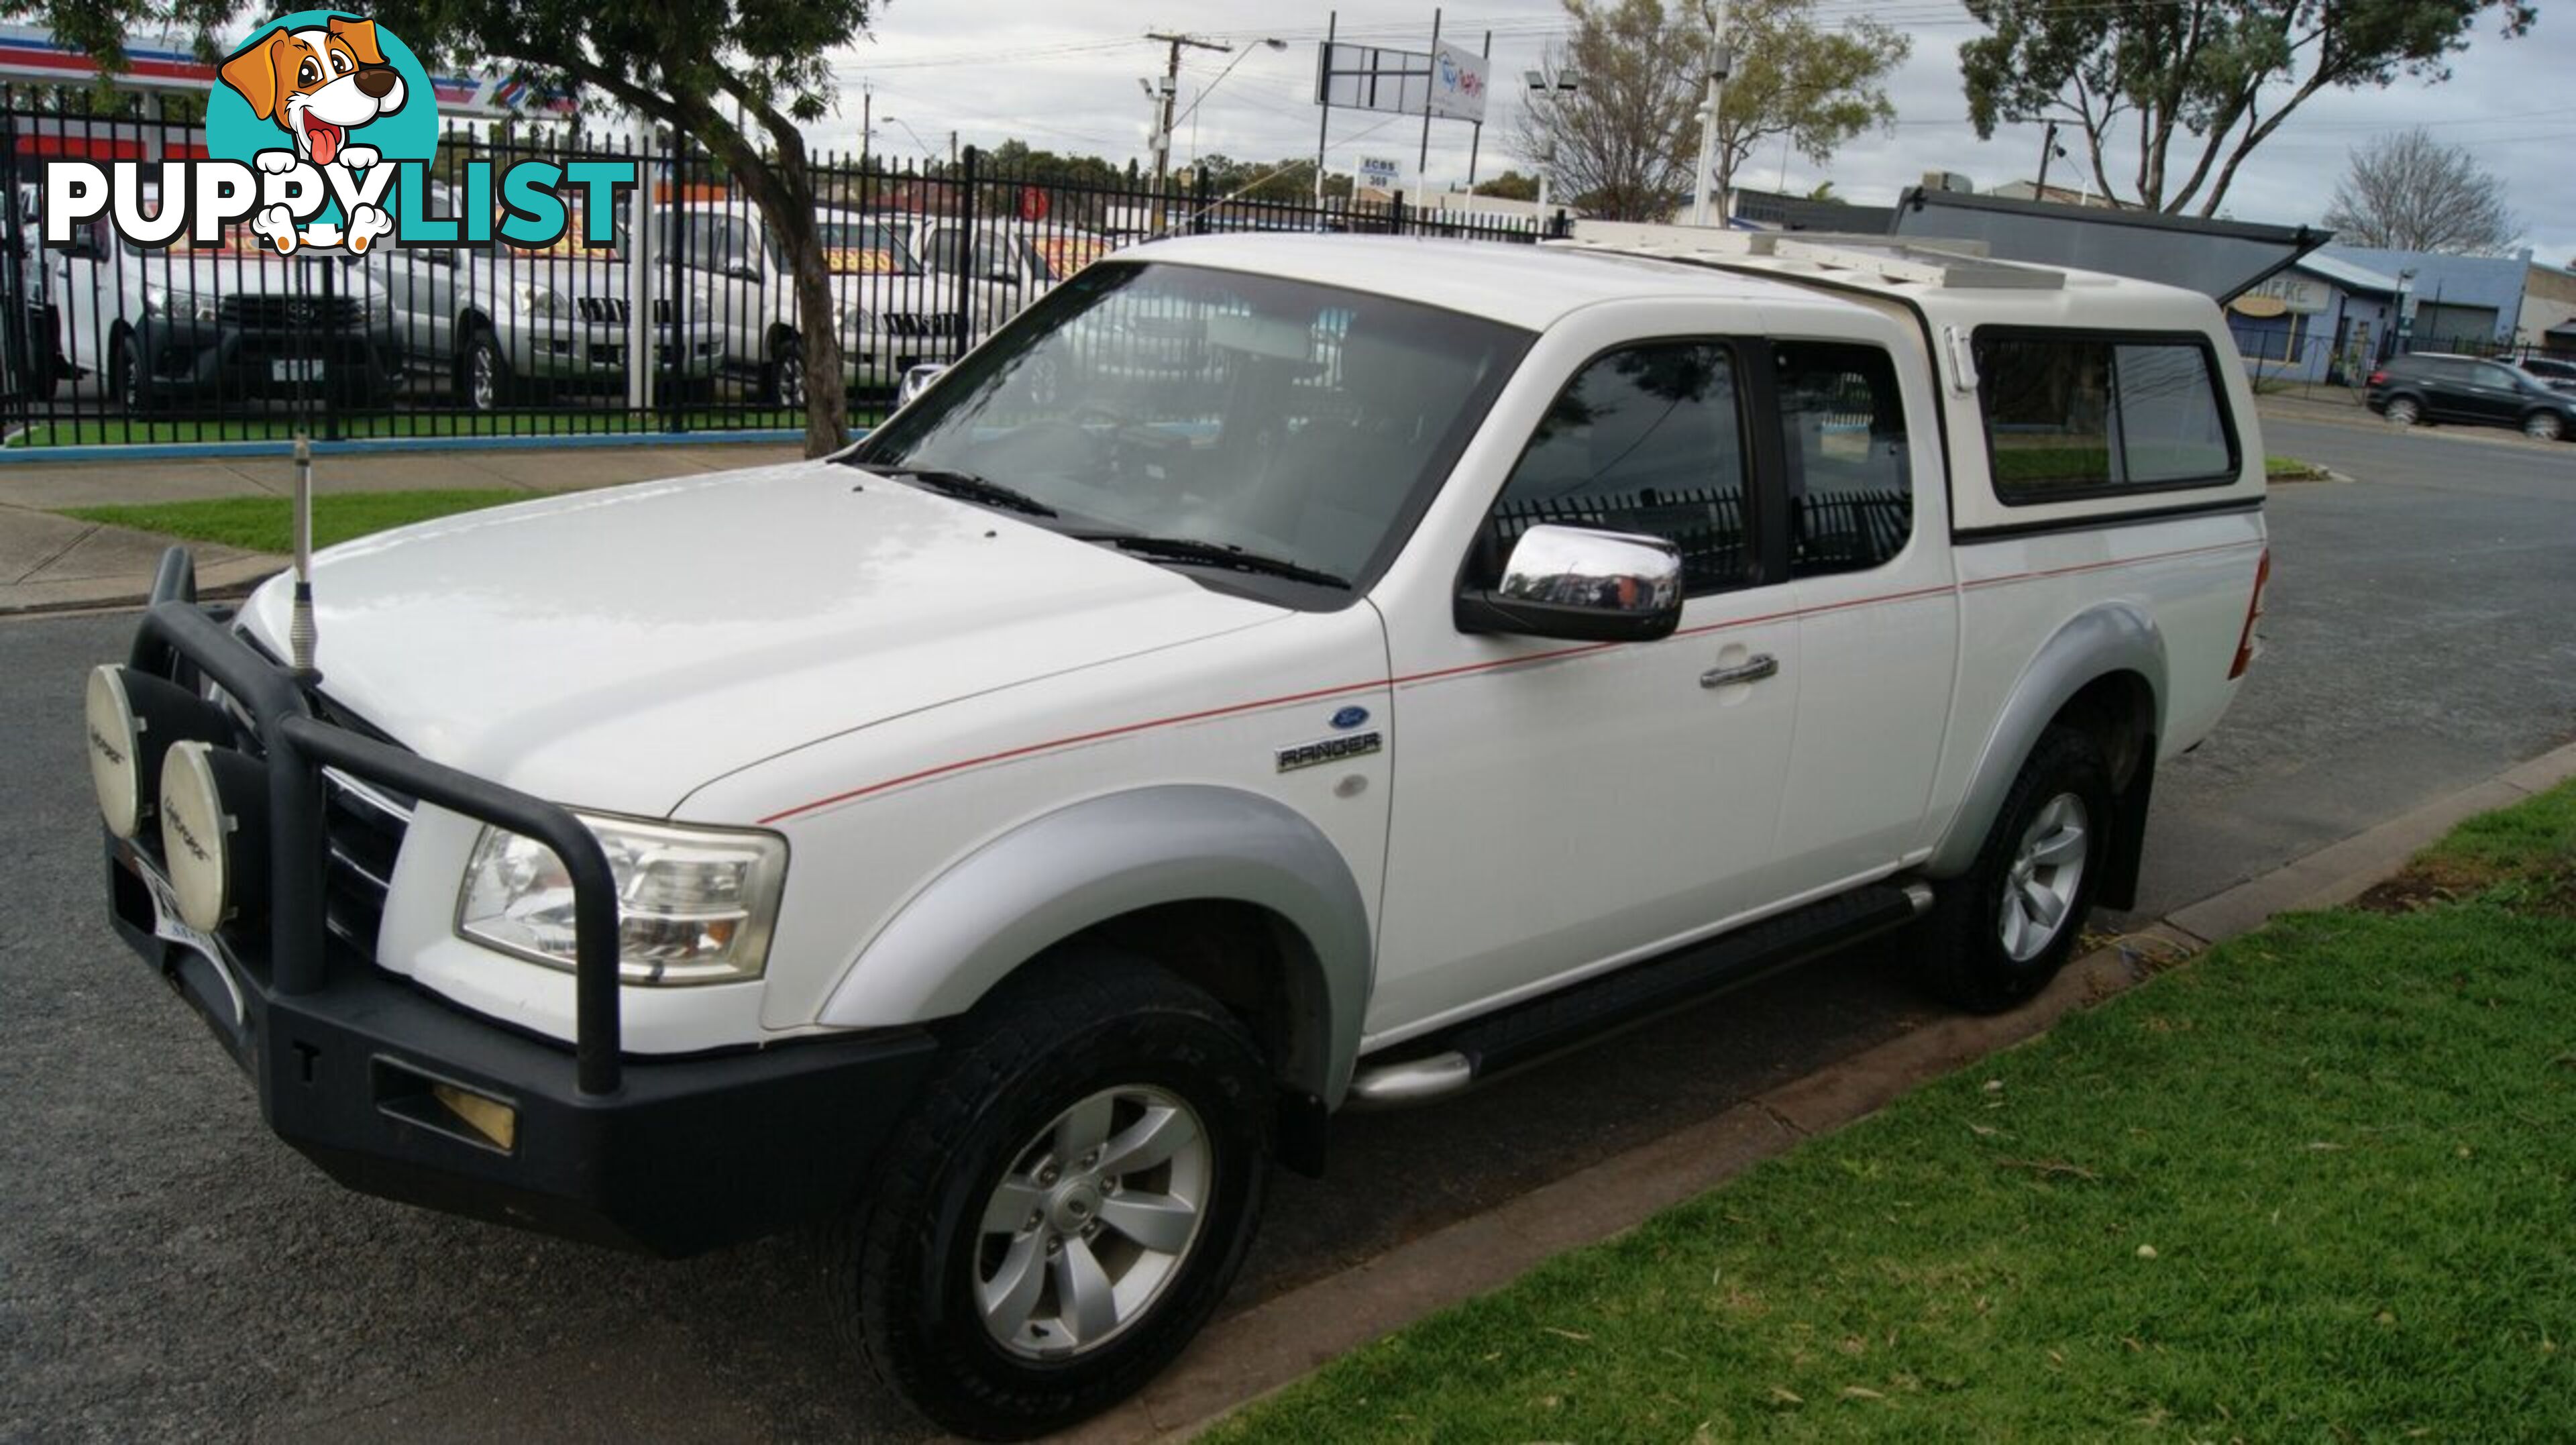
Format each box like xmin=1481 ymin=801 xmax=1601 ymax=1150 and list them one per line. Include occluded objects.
xmin=1347 ymin=879 xmax=1933 ymax=1109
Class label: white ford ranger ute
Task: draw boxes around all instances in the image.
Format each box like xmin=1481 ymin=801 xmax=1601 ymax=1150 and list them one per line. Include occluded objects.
xmin=84 ymin=225 xmax=2268 ymax=1439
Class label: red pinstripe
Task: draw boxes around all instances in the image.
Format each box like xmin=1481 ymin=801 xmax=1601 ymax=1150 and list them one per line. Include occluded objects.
xmin=758 ymin=538 xmax=2261 ymax=824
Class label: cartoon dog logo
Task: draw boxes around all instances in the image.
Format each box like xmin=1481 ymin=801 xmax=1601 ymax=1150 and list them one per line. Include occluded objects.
xmin=217 ymin=16 xmax=405 ymax=255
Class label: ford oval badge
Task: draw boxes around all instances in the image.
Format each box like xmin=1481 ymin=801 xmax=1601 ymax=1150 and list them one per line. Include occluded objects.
xmin=1330 ymin=705 xmax=1370 ymax=731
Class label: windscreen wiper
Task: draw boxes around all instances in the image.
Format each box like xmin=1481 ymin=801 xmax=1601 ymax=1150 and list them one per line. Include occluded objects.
xmin=1075 ymin=532 xmax=1351 ymax=590
xmin=843 ymin=460 xmax=1057 ymax=518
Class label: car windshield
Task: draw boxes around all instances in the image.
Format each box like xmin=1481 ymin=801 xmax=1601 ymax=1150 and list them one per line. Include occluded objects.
xmin=1029 ymin=233 xmax=1110 ymax=282
xmin=820 ymin=218 xmax=923 ymax=276
xmin=853 ymin=261 xmax=1526 ymax=594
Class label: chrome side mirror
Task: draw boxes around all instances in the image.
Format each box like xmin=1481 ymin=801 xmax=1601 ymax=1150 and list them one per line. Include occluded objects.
xmin=1456 ymin=523 xmax=1684 ymax=642
xmin=894 ymin=362 xmax=948 ymax=409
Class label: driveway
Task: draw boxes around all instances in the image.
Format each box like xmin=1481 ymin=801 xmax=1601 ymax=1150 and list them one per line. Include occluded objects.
xmin=5 ymin=421 xmax=2571 ymax=1440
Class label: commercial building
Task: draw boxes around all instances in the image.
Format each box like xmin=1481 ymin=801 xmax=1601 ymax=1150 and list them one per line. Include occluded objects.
xmin=2226 ymin=253 xmax=2401 ymax=386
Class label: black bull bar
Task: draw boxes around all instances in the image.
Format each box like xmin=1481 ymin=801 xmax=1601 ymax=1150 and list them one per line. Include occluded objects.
xmin=129 ymin=545 xmax=627 ymax=1095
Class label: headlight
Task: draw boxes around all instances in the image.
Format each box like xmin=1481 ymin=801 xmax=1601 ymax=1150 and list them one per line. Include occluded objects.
xmin=457 ymin=814 xmax=787 ymax=985
xmin=514 ymin=284 xmax=568 ymax=318
xmin=141 ymin=285 xmax=218 ymax=321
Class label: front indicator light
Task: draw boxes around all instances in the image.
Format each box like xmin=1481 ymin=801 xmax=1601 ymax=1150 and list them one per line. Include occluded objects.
xmin=431 ymin=1083 xmax=517 ymax=1151
xmin=457 ymin=813 xmax=787 ymax=985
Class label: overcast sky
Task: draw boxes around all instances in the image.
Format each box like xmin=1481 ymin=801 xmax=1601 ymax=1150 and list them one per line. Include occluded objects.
xmin=815 ymin=0 xmax=2568 ymax=264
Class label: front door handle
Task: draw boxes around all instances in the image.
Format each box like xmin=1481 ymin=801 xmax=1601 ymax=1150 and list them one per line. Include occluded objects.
xmin=1701 ymin=653 xmax=1780 ymax=688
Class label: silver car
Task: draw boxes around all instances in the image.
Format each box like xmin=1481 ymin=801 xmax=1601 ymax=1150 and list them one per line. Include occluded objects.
xmin=370 ymin=225 xmax=724 ymax=412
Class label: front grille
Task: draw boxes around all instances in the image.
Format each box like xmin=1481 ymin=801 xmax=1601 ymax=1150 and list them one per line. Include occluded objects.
xmin=576 ymin=296 xmax=676 ymax=325
xmin=881 ymin=311 xmax=962 ymax=338
xmin=216 ymin=295 xmax=362 ymax=329
xmin=322 ymin=767 xmax=413 ymax=959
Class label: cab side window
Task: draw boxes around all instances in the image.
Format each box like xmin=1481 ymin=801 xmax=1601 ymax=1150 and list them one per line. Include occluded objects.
xmin=925 ymin=227 xmax=967 ymax=275
xmin=1975 ymin=331 xmax=2235 ymax=500
xmin=1481 ymin=341 xmax=1751 ymax=596
xmin=1776 ymin=341 xmax=1911 ymax=574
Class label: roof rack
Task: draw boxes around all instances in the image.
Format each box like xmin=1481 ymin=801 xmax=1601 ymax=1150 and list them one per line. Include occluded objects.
xmin=1557 ymin=221 xmax=2066 ymax=292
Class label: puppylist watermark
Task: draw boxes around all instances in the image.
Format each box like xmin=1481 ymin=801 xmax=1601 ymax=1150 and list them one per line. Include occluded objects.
xmin=37 ymin=9 xmax=633 ymax=257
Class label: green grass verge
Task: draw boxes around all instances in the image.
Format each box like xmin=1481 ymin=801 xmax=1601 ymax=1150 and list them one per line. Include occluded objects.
xmin=1212 ymin=782 xmax=2576 ymax=1442
xmin=58 ymin=490 xmax=529 ymax=553
xmin=2266 ymin=454 xmax=2330 ymax=481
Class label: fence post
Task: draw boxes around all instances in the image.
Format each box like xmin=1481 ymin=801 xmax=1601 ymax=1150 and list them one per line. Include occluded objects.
xmin=1391 ymin=190 xmax=1408 ymax=237
xmin=0 ymin=88 xmax=23 ymax=433
xmin=665 ymin=131 xmax=688 ymax=435
xmin=955 ymin=146 xmax=977 ymax=364
xmin=1191 ymin=168 xmax=1211 ymax=235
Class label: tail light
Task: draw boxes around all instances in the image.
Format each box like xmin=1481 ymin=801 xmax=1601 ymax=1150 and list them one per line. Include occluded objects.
xmin=2228 ymin=547 xmax=2270 ymax=680
xmin=2365 ymin=370 xmax=2388 ymax=386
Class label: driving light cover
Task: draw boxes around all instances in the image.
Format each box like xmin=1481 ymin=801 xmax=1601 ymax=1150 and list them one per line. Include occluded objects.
xmin=158 ymin=740 xmax=268 ymax=932
xmin=85 ymin=664 xmax=231 ymax=840
xmin=457 ymin=814 xmax=788 ymax=985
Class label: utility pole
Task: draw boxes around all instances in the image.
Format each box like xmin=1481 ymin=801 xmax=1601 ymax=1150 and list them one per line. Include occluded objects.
xmin=1687 ymin=0 xmax=1731 ymax=227
xmin=858 ymin=83 xmax=871 ymax=172
xmin=1146 ymin=31 xmax=1230 ymax=233
xmin=1315 ymin=11 xmax=1336 ymax=206
xmin=2035 ymin=119 xmax=2060 ymax=199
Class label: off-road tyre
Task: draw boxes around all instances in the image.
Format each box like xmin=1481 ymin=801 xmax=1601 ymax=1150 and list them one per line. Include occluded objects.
xmin=828 ymin=951 xmax=1273 ymax=1440
xmin=1918 ymin=725 xmax=2113 ymax=1013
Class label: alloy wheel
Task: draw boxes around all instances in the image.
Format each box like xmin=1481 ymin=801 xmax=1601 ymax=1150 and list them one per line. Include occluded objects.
xmin=468 ymin=343 xmax=498 ymax=411
xmin=973 ymin=1084 xmax=1212 ymax=1360
xmin=1998 ymin=792 xmax=2088 ymax=963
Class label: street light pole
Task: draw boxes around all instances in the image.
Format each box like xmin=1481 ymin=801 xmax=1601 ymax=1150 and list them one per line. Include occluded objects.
xmin=880 ymin=115 xmax=939 ymax=166
xmin=1524 ymin=68 xmax=1580 ymax=223
xmin=1687 ymin=0 xmax=1731 ymax=227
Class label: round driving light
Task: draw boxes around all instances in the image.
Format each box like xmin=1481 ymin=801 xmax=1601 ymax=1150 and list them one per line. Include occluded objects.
xmin=158 ymin=741 xmax=269 ymax=933
xmin=85 ymin=665 xmax=231 ymax=840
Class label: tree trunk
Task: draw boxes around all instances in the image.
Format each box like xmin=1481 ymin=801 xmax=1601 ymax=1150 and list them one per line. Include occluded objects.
xmin=556 ymin=64 xmax=850 ymax=458
xmin=698 ymin=89 xmax=848 ymax=458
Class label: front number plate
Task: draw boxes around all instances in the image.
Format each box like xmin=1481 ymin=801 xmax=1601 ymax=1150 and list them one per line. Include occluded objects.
xmin=131 ymin=852 xmax=245 ymax=1024
xmin=270 ymin=358 xmax=325 ymax=382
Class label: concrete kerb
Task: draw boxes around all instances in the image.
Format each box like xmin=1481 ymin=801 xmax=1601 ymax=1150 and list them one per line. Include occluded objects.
xmin=1063 ymin=737 xmax=2576 ymax=1444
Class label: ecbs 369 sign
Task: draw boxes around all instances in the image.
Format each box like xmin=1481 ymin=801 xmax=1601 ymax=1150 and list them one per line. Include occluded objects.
xmin=38 ymin=9 xmax=633 ymax=258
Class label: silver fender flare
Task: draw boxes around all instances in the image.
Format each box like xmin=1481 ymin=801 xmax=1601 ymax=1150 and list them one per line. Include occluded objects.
xmin=817 ymin=784 xmax=1374 ymax=1106
xmin=1927 ymin=602 xmax=2168 ymax=876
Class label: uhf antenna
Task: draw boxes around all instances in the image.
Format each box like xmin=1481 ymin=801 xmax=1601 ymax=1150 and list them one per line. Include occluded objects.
xmin=289 ymin=434 xmax=319 ymax=681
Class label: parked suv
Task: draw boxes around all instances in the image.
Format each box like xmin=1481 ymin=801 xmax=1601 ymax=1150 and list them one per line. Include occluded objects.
xmin=84 ymin=227 xmax=2268 ymax=1439
xmin=900 ymin=215 xmax=1116 ymax=338
xmin=678 ymin=201 xmax=968 ymax=403
xmin=368 ymin=218 xmax=725 ymax=413
xmin=51 ymin=206 xmax=398 ymax=411
xmin=7 ymin=180 xmax=60 ymax=400
xmin=2366 ymin=351 xmax=2576 ymax=440
xmin=2509 ymin=354 xmax=2576 ymax=388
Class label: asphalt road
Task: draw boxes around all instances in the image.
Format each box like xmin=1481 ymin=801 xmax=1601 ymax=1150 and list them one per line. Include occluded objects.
xmin=4 ymin=413 xmax=2570 ymax=1442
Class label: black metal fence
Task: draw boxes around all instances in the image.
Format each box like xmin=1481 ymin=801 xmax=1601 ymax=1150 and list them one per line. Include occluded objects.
xmin=0 ymin=96 xmax=1563 ymax=449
